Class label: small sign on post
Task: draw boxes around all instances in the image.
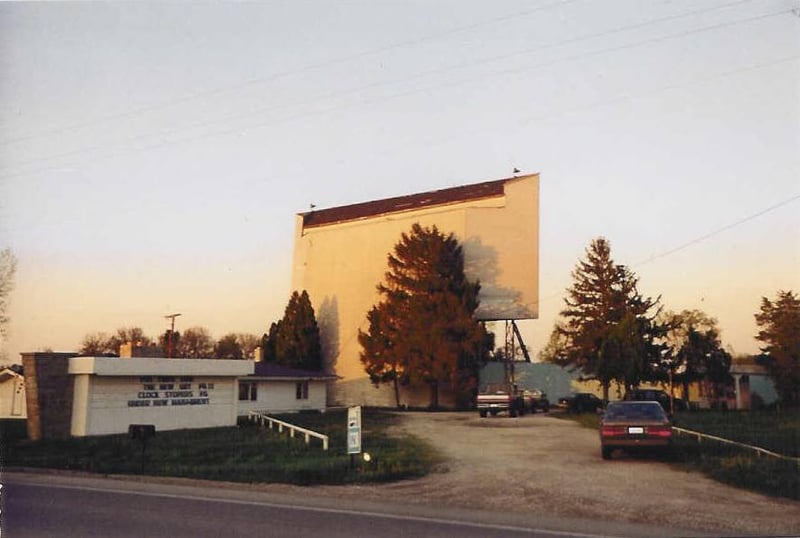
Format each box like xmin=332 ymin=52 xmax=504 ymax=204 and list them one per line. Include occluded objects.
xmin=347 ymin=406 xmax=361 ymax=455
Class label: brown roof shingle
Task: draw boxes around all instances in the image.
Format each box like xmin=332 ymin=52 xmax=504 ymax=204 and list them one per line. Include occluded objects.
xmin=300 ymin=176 xmax=520 ymax=229
xmin=250 ymin=362 xmax=336 ymax=380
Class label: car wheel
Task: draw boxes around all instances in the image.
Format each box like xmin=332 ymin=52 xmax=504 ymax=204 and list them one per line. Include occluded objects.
xmin=601 ymin=447 xmax=612 ymax=460
xmin=479 ymin=409 xmax=487 ymax=418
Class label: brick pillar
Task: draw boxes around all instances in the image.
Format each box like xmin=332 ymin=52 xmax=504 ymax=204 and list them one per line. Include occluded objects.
xmin=21 ymin=352 xmax=79 ymax=440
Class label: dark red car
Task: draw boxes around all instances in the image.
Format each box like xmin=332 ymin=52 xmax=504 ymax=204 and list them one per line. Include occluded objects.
xmin=599 ymin=401 xmax=673 ymax=460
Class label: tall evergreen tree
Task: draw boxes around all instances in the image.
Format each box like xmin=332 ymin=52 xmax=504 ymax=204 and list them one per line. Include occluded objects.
xmin=263 ymin=291 xmax=323 ymax=370
xmin=360 ymin=302 xmax=404 ymax=406
xmin=261 ymin=321 xmax=281 ymax=362
xmin=755 ymin=290 xmax=800 ymax=407
xmin=545 ymin=237 xmax=664 ymax=401
xmin=359 ymin=223 xmax=490 ymax=409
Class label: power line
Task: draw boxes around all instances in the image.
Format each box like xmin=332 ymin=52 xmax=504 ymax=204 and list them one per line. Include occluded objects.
xmin=632 ymin=193 xmax=800 ymax=267
xmin=4 ymin=54 xmax=796 ymax=202
xmin=354 ymin=48 xmax=800 ymax=169
xmin=538 ymin=191 xmax=800 ymax=308
xmin=0 ymin=0 xmax=766 ymax=159
xmin=0 ymin=47 xmax=794 ymax=207
xmin=1 ymin=2 xmax=783 ymax=179
xmin=0 ymin=0 xmax=584 ymax=146
xmin=374 ymin=50 xmax=799 ymax=172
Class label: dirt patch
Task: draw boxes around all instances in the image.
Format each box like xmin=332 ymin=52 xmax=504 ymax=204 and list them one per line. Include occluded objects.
xmin=318 ymin=412 xmax=800 ymax=536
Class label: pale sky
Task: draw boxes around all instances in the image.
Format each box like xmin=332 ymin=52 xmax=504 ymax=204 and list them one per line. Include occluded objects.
xmin=1 ymin=1 xmax=798 ymax=364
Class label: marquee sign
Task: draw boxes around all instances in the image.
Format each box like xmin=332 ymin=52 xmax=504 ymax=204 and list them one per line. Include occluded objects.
xmin=127 ymin=376 xmax=214 ymax=408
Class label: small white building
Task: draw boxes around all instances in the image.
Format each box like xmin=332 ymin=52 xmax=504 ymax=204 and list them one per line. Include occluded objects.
xmin=69 ymin=356 xmax=253 ymax=436
xmin=0 ymin=367 xmax=26 ymax=419
xmin=237 ymin=362 xmax=337 ymax=416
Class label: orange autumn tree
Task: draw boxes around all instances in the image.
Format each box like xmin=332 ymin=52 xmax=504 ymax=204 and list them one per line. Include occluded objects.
xmin=359 ymin=224 xmax=491 ymax=409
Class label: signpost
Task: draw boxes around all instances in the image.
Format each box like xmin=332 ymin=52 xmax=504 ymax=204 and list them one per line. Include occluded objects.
xmin=347 ymin=406 xmax=361 ymax=467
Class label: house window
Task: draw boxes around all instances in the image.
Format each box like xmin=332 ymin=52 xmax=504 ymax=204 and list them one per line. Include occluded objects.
xmin=295 ymin=381 xmax=309 ymax=400
xmin=238 ymin=382 xmax=257 ymax=401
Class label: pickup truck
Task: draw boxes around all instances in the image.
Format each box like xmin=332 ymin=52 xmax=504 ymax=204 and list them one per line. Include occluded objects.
xmin=477 ymin=382 xmax=525 ymax=417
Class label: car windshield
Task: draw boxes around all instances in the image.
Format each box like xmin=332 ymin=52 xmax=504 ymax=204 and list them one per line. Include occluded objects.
xmin=605 ymin=403 xmax=666 ymax=421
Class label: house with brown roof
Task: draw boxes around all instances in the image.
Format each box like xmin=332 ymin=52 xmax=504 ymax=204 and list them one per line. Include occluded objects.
xmin=237 ymin=362 xmax=337 ymax=416
xmin=292 ymin=174 xmax=540 ymax=408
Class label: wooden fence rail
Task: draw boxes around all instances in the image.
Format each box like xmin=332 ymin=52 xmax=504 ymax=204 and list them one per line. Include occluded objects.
xmin=248 ymin=411 xmax=329 ymax=451
xmin=672 ymin=426 xmax=800 ymax=463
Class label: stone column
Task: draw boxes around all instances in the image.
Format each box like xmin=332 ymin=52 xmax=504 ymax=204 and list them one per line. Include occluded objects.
xmin=21 ymin=352 xmax=79 ymax=440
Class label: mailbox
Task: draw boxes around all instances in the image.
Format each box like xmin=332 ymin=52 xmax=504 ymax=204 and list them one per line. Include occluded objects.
xmin=128 ymin=424 xmax=156 ymax=440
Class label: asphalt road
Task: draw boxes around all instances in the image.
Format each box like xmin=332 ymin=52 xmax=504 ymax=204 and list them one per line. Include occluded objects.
xmin=1 ymin=472 xmax=689 ymax=538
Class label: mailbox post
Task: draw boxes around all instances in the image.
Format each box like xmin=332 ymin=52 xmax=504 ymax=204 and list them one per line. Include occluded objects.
xmin=129 ymin=424 xmax=156 ymax=474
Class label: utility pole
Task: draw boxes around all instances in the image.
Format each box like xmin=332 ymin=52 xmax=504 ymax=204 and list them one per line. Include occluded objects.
xmin=164 ymin=313 xmax=181 ymax=358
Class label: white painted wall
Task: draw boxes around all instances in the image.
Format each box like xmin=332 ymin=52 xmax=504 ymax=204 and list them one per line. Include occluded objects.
xmin=237 ymin=379 xmax=327 ymax=415
xmin=68 ymin=357 xmax=253 ymax=436
xmin=72 ymin=375 xmax=238 ymax=436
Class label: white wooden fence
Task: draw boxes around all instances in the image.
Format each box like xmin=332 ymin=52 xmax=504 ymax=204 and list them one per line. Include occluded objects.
xmin=248 ymin=411 xmax=329 ymax=451
xmin=672 ymin=426 xmax=800 ymax=463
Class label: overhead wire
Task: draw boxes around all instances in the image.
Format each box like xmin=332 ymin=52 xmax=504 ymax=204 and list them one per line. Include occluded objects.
xmin=398 ymin=53 xmax=799 ymax=160
xmin=632 ymin=193 xmax=800 ymax=268
xmin=0 ymin=0 xmax=584 ymax=146
xmin=536 ymin=191 xmax=800 ymax=309
xmin=3 ymin=53 xmax=797 ymax=253
xmin=0 ymin=1 xmax=783 ymax=180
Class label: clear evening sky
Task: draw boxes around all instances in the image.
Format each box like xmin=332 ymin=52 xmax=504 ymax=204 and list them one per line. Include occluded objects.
xmin=1 ymin=1 xmax=798 ymax=364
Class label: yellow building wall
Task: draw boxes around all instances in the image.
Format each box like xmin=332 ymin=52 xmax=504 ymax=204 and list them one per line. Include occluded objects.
xmin=464 ymin=175 xmax=539 ymax=320
xmin=569 ymin=379 xmax=707 ymax=406
xmin=292 ymin=175 xmax=539 ymax=407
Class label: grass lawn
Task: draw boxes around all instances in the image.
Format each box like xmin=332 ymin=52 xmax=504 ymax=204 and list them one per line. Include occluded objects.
xmin=672 ymin=411 xmax=800 ymax=457
xmin=554 ymin=409 xmax=800 ymax=501
xmin=671 ymin=410 xmax=799 ymax=500
xmin=1 ymin=409 xmax=442 ymax=485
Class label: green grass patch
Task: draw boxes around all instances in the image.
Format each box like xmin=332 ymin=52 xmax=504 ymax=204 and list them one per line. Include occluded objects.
xmin=2 ymin=409 xmax=443 ymax=485
xmin=555 ymin=410 xmax=800 ymax=500
xmin=672 ymin=410 xmax=799 ymax=458
xmin=0 ymin=419 xmax=28 ymax=443
xmin=671 ymin=410 xmax=799 ymax=501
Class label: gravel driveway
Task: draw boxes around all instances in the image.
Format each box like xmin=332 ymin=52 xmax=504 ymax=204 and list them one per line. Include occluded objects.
xmin=319 ymin=411 xmax=800 ymax=536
